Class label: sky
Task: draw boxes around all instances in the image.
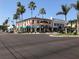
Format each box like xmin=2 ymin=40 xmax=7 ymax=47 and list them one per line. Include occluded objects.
xmin=0 ymin=0 xmax=77 ymax=25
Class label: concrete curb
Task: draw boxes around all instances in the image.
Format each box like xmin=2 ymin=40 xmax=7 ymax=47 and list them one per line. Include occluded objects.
xmin=49 ymin=35 xmax=79 ymax=37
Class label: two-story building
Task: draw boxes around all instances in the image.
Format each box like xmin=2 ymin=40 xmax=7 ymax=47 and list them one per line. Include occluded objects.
xmin=16 ymin=17 xmax=52 ymax=33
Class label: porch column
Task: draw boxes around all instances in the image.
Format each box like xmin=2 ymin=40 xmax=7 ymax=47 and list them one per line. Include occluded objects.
xmin=44 ymin=28 xmax=45 ymax=32
xmin=31 ymin=28 xmax=33 ymax=33
xmin=35 ymin=28 xmax=37 ymax=33
xmin=40 ymin=28 xmax=41 ymax=32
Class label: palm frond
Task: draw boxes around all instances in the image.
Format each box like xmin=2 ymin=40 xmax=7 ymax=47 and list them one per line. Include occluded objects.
xmin=17 ymin=5 xmax=26 ymax=15
xmin=39 ymin=8 xmax=46 ymax=15
xmin=61 ymin=5 xmax=71 ymax=15
xmin=61 ymin=5 xmax=66 ymax=12
xmin=56 ymin=12 xmax=64 ymax=15
xmin=28 ymin=1 xmax=36 ymax=10
xmin=66 ymin=6 xmax=71 ymax=14
xmin=13 ymin=14 xmax=19 ymax=20
xmin=17 ymin=2 xmax=21 ymax=7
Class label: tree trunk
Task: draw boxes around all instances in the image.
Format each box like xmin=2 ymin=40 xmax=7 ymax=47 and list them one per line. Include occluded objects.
xmin=19 ymin=15 xmax=21 ymax=21
xmin=31 ymin=10 xmax=33 ymax=17
xmin=76 ymin=11 xmax=79 ymax=34
xmin=65 ymin=15 xmax=67 ymax=34
xmin=21 ymin=14 xmax=23 ymax=32
xmin=21 ymin=14 xmax=23 ymax=26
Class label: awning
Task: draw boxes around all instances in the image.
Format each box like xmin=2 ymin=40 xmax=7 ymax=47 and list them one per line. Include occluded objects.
xmin=26 ymin=26 xmax=32 ymax=28
xmin=23 ymin=26 xmax=27 ymax=28
xmin=18 ymin=26 xmax=22 ymax=28
xmin=18 ymin=26 xmax=41 ymax=28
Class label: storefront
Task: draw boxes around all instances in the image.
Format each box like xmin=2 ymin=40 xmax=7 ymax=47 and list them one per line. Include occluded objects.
xmin=16 ymin=17 xmax=53 ymax=33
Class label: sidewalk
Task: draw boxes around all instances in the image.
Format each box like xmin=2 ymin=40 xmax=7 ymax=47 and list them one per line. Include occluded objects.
xmin=13 ymin=32 xmax=79 ymax=37
xmin=49 ymin=34 xmax=79 ymax=37
xmin=13 ymin=32 xmax=54 ymax=34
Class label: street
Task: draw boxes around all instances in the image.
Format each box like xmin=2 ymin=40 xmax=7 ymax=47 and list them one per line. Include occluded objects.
xmin=0 ymin=33 xmax=79 ymax=59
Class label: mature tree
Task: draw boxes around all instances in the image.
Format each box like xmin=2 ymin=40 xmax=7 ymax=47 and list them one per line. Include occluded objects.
xmin=39 ymin=8 xmax=46 ymax=18
xmin=17 ymin=5 xmax=26 ymax=20
xmin=13 ymin=13 xmax=20 ymax=32
xmin=2 ymin=18 xmax=9 ymax=32
xmin=16 ymin=1 xmax=26 ymax=20
xmin=56 ymin=4 xmax=71 ymax=34
xmin=3 ymin=18 xmax=9 ymax=25
xmin=13 ymin=13 xmax=19 ymax=22
xmin=71 ymin=0 xmax=79 ymax=34
xmin=28 ymin=1 xmax=36 ymax=17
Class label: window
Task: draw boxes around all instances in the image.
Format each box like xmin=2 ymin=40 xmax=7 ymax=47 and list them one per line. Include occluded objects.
xmin=60 ymin=24 xmax=64 ymax=27
xmin=54 ymin=23 xmax=56 ymax=26
xmin=49 ymin=21 xmax=51 ymax=24
xmin=54 ymin=23 xmax=58 ymax=26
xmin=37 ymin=20 xmax=39 ymax=23
xmin=32 ymin=20 xmax=34 ymax=24
xmin=54 ymin=23 xmax=59 ymax=26
xmin=57 ymin=24 xmax=59 ymax=26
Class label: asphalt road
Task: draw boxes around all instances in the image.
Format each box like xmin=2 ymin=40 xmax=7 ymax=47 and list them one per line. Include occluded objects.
xmin=0 ymin=33 xmax=79 ymax=59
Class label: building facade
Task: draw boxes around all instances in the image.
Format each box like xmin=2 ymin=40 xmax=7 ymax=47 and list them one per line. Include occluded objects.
xmin=16 ymin=17 xmax=65 ymax=33
xmin=51 ymin=18 xmax=65 ymax=32
xmin=16 ymin=17 xmax=53 ymax=33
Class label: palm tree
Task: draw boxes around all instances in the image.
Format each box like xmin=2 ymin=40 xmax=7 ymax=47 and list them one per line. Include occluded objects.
xmin=4 ymin=18 xmax=9 ymax=25
xmin=16 ymin=9 xmax=20 ymax=20
xmin=17 ymin=2 xmax=26 ymax=20
xmin=17 ymin=1 xmax=21 ymax=7
xmin=56 ymin=4 xmax=71 ymax=34
xmin=3 ymin=18 xmax=9 ymax=32
xmin=28 ymin=1 xmax=36 ymax=17
xmin=71 ymin=0 xmax=79 ymax=34
xmin=39 ymin=8 xmax=46 ymax=18
xmin=13 ymin=14 xmax=19 ymax=32
xmin=13 ymin=13 xmax=19 ymax=22
xmin=17 ymin=5 xmax=26 ymax=20
xmin=16 ymin=1 xmax=21 ymax=20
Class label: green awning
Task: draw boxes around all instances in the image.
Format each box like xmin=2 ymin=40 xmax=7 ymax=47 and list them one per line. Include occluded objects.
xmin=23 ymin=26 xmax=27 ymax=28
xmin=18 ymin=26 xmax=22 ymax=28
xmin=17 ymin=26 xmax=27 ymax=28
xmin=18 ymin=26 xmax=36 ymax=28
xmin=27 ymin=26 xmax=32 ymax=28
